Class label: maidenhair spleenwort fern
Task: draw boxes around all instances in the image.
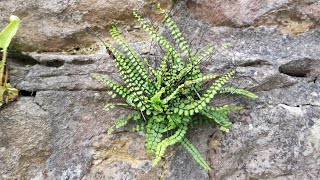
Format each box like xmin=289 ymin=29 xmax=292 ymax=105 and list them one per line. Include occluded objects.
xmin=92 ymin=5 xmax=257 ymax=170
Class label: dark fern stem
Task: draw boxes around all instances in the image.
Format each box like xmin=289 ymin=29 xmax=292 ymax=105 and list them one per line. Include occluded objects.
xmin=91 ymin=4 xmax=257 ymax=170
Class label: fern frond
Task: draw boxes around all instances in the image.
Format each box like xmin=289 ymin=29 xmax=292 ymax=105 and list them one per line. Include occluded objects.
xmin=109 ymin=25 xmax=155 ymax=94
xmin=180 ymin=138 xmax=211 ymax=170
xmin=184 ymin=74 xmax=218 ymax=86
xmin=133 ymin=12 xmax=184 ymax=69
xmin=200 ymin=109 xmax=232 ymax=129
xmin=143 ymin=58 xmax=159 ymax=78
xmin=107 ymin=46 xmax=150 ymax=95
xmin=157 ymin=4 xmax=191 ymax=56
xmin=200 ymin=105 xmax=245 ymax=131
xmin=206 ymin=105 xmax=243 ymax=113
xmin=174 ymin=71 xmax=235 ymax=116
xmin=192 ymin=43 xmax=214 ymax=60
xmin=174 ymin=44 xmax=213 ymax=92
xmin=172 ymin=44 xmax=213 ymax=85
xmin=174 ymin=47 xmax=213 ymax=87
xmin=94 ymin=11 xmax=258 ymax=171
xmin=91 ymin=74 xmax=132 ymax=99
xmin=194 ymin=46 xmax=214 ymax=65
xmin=146 ymin=116 xmax=165 ymax=155
xmin=163 ymin=74 xmax=218 ymax=104
xmin=164 ymin=114 xmax=181 ymax=131
xmin=107 ymin=112 xmax=141 ymax=134
xmin=110 ymin=25 xmax=143 ymax=68
xmin=219 ymin=87 xmax=258 ymax=99
xmin=92 ymin=74 xmax=148 ymax=109
xmin=190 ymin=105 xmax=243 ymax=128
xmin=103 ymin=103 xmax=129 ymax=111
xmin=189 ymin=114 xmax=212 ymax=127
xmin=152 ymin=120 xmax=188 ymax=168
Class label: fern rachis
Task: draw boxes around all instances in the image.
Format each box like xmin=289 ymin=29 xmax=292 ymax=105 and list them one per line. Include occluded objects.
xmin=92 ymin=5 xmax=257 ymax=170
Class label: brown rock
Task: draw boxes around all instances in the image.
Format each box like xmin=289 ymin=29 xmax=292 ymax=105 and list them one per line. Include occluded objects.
xmin=297 ymin=1 xmax=320 ymax=20
xmin=187 ymin=0 xmax=319 ymax=34
xmin=0 ymin=0 xmax=172 ymax=53
xmin=187 ymin=0 xmax=293 ymax=26
xmin=82 ymin=132 xmax=163 ymax=180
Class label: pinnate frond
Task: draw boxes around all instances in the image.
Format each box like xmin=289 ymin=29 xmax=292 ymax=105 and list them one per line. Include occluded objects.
xmin=93 ymin=8 xmax=258 ymax=171
xmin=219 ymin=86 xmax=258 ymax=99
xmin=180 ymin=138 xmax=211 ymax=170
xmin=153 ymin=120 xmax=189 ymax=167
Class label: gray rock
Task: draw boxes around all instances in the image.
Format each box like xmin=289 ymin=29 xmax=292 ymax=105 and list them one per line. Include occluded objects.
xmin=34 ymin=90 xmax=114 ymax=179
xmin=209 ymin=103 xmax=320 ymax=179
xmin=279 ymin=58 xmax=320 ymax=79
xmin=166 ymin=125 xmax=214 ymax=180
xmin=0 ymin=97 xmax=51 ymax=180
xmin=10 ymin=53 xmax=115 ymax=91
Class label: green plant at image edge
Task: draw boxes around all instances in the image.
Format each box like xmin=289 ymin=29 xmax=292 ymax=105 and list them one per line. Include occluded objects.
xmin=0 ymin=15 xmax=20 ymax=106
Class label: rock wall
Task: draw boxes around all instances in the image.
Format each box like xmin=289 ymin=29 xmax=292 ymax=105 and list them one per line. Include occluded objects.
xmin=1 ymin=0 xmax=320 ymax=179
xmin=0 ymin=0 xmax=172 ymax=52
xmin=187 ymin=0 xmax=320 ymax=35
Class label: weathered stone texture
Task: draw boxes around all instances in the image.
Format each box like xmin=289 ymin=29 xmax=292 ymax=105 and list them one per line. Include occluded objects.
xmin=0 ymin=98 xmax=51 ymax=179
xmin=0 ymin=0 xmax=172 ymax=52
xmin=1 ymin=0 xmax=320 ymax=179
xmin=187 ymin=0 xmax=320 ymax=34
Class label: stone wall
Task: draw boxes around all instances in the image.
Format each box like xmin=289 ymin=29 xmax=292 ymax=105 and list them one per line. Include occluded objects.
xmin=0 ymin=0 xmax=319 ymax=179
xmin=0 ymin=0 xmax=172 ymax=52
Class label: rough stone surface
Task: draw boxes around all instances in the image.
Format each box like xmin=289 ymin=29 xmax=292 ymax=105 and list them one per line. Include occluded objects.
xmin=82 ymin=132 xmax=161 ymax=180
xmin=1 ymin=1 xmax=320 ymax=180
xmin=166 ymin=125 xmax=214 ymax=180
xmin=186 ymin=0 xmax=320 ymax=34
xmin=208 ymin=81 xmax=320 ymax=179
xmin=0 ymin=98 xmax=51 ymax=180
xmin=34 ymin=90 xmax=114 ymax=179
xmin=0 ymin=0 xmax=172 ymax=52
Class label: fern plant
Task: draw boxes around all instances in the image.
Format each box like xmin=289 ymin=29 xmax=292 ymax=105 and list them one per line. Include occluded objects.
xmin=0 ymin=15 xmax=20 ymax=107
xmin=92 ymin=5 xmax=257 ymax=170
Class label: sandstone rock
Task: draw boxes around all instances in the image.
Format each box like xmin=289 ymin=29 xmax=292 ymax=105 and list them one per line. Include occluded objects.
xmin=82 ymin=132 xmax=161 ymax=180
xmin=0 ymin=0 xmax=172 ymax=52
xmin=186 ymin=0 xmax=319 ymax=34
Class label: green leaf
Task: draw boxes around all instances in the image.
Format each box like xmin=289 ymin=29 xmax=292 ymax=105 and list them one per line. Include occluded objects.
xmin=0 ymin=15 xmax=20 ymax=106
xmin=0 ymin=15 xmax=20 ymax=50
xmin=107 ymin=127 xmax=114 ymax=134
xmin=180 ymin=138 xmax=211 ymax=170
xmin=146 ymin=117 xmax=164 ymax=155
xmin=219 ymin=87 xmax=258 ymax=99
xmin=152 ymin=121 xmax=188 ymax=168
xmin=200 ymin=110 xmax=232 ymax=129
